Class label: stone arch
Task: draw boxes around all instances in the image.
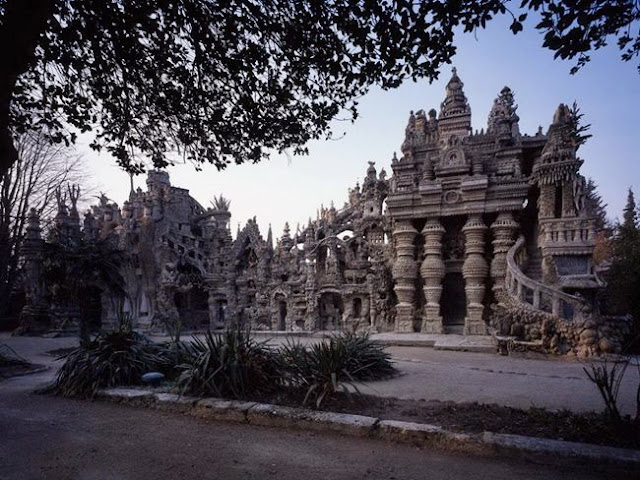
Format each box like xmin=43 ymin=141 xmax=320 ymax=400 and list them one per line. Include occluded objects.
xmin=271 ymin=288 xmax=289 ymax=330
xmin=318 ymin=291 xmax=343 ymax=330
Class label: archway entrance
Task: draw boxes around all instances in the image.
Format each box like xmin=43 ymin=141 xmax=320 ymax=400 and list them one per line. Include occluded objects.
xmin=175 ymin=285 xmax=209 ymax=330
xmin=318 ymin=292 xmax=343 ymax=330
xmin=274 ymin=293 xmax=287 ymax=330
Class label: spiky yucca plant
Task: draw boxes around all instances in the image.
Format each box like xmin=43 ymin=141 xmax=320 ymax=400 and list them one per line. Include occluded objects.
xmin=278 ymin=332 xmax=396 ymax=408
xmin=177 ymin=329 xmax=279 ymax=399
xmin=50 ymin=327 xmax=173 ymax=397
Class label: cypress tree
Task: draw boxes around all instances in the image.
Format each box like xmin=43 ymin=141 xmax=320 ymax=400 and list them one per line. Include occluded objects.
xmin=606 ymin=188 xmax=640 ymax=351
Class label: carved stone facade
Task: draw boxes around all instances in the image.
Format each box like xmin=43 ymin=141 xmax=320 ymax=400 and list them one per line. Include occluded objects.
xmin=19 ymin=69 xmax=628 ymax=355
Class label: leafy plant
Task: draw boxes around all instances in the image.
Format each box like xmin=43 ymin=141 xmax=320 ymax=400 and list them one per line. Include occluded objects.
xmin=49 ymin=326 xmax=172 ymax=397
xmin=278 ymin=332 xmax=396 ymax=408
xmin=176 ymin=329 xmax=279 ymax=399
xmin=338 ymin=332 xmax=396 ymax=381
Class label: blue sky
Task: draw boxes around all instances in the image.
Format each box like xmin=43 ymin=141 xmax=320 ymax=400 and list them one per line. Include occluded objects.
xmin=86 ymin=15 xmax=640 ymax=240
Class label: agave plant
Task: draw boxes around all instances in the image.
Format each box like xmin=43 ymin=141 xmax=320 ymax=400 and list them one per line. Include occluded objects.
xmin=50 ymin=327 xmax=173 ymax=397
xmin=176 ymin=329 xmax=280 ymax=399
xmin=337 ymin=332 xmax=396 ymax=381
xmin=278 ymin=332 xmax=396 ymax=408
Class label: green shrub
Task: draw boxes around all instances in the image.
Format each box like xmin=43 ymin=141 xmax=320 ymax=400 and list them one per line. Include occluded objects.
xmin=338 ymin=332 xmax=396 ymax=381
xmin=50 ymin=328 xmax=173 ymax=397
xmin=176 ymin=329 xmax=279 ymax=398
xmin=278 ymin=332 xmax=396 ymax=408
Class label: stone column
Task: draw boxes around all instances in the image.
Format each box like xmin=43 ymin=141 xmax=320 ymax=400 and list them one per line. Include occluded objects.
xmin=392 ymin=220 xmax=418 ymax=332
xmin=538 ymin=183 xmax=555 ymax=218
xmin=561 ymin=180 xmax=576 ymax=217
xmin=18 ymin=209 xmax=50 ymax=333
xmin=490 ymin=212 xmax=518 ymax=302
xmin=462 ymin=215 xmax=489 ymax=335
xmin=420 ymin=219 xmax=445 ymax=333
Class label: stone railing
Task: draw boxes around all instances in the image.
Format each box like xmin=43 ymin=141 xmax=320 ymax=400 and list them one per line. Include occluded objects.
xmin=539 ymin=218 xmax=596 ymax=248
xmin=504 ymin=236 xmax=586 ymax=321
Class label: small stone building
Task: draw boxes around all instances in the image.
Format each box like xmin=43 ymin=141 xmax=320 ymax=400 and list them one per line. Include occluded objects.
xmin=20 ymin=69 xmax=629 ymax=355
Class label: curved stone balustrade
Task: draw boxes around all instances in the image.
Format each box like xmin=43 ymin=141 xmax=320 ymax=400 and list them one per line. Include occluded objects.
xmin=504 ymin=236 xmax=586 ymax=321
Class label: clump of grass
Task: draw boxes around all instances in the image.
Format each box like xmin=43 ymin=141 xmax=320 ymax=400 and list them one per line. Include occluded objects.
xmin=176 ymin=329 xmax=280 ymax=399
xmin=49 ymin=327 xmax=173 ymax=397
xmin=278 ymin=332 xmax=396 ymax=408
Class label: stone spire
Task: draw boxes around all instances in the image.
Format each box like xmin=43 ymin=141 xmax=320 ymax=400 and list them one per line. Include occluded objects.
xmin=439 ymin=67 xmax=470 ymax=118
xmin=437 ymin=67 xmax=472 ymax=144
xmin=535 ymin=103 xmax=581 ymax=184
xmin=534 ymin=103 xmax=583 ymax=219
xmin=280 ymin=222 xmax=293 ymax=250
xmin=266 ymin=224 xmax=273 ymax=250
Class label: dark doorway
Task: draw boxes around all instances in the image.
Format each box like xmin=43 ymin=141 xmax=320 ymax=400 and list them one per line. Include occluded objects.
xmin=82 ymin=287 xmax=103 ymax=332
xmin=353 ymin=297 xmax=362 ymax=318
xmin=440 ymin=272 xmax=466 ymax=325
xmin=278 ymin=300 xmax=287 ymax=330
xmin=215 ymin=299 xmax=227 ymax=327
xmin=175 ymin=285 xmax=209 ymax=330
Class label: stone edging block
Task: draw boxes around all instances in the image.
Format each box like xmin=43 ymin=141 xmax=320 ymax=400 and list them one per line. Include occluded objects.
xmin=97 ymin=388 xmax=155 ymax=405
xmin=96 ymin=388 xmax=640 ymax=470
xmin=481 ymin=431 xmax=640 ymax=467
xmin=377 ymin=420 xmax=485 ymax=453
xmin=192 ymin=398 xmax=256 ymax=423
xmin=247 ymin=403 xmax=378 ymax=437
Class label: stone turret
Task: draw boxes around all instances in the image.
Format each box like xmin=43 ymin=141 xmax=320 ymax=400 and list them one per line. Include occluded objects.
xmin=535 ymin=104 xmax=583 ymax=219
xmin=438 ymin=67 xmax=472 ymax=145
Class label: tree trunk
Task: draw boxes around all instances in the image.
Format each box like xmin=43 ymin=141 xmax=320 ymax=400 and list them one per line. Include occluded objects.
xmin=0 ymin=0 xmax=55 ymax=178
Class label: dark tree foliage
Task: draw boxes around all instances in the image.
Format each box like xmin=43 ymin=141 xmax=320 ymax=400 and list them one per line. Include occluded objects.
xmin=1 ymin=0 xmax=511 ymax=176
xmin=0 ymin=0 xmax=638 ymax=179
xmin=584 ymin=178 xmax=609 ymax=233
xmin=519 ymin=1 xmax=640 ymax=74
xmin=606 ymin=188 xmax=640 ymax=349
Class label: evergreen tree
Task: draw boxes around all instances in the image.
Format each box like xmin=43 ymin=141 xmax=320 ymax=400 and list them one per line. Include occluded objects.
xmin=584 ymin=178 xmax=610 ymax=234
xmin=606 ymin=188 xmax=640 ymax=351
xmin=621 ymin=188 xmax=639 ymax=237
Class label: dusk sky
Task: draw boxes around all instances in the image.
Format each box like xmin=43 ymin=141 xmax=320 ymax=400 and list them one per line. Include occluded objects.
xmin=85 ymin=16 xmax=639 ymax=241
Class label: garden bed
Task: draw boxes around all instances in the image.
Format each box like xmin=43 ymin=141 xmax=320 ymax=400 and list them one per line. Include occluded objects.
xmin=241 ymin=389 xmax=639 ymax=450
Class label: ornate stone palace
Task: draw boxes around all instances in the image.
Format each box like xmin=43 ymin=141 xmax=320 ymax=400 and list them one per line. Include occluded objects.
xmin=20 ymin=69 xmax=629 ymax=355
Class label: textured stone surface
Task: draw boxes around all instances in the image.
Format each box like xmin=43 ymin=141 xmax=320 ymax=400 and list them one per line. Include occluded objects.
xmin=193 ymin=398 xmax=256 ymax=423
xmin=247 ymin=403 xmax=378 ymax=436
xmin=98 ymin=388 xmax=155 ymax=405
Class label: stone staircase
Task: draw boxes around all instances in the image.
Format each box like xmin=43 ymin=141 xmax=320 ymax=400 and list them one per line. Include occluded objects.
xmin=504 ymin=236 xmax=586 ymax=321
xmin=523 ymin=245 xmax=542 ymax=281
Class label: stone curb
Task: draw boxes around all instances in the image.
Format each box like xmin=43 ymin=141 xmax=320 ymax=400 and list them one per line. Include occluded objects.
xmin=97 ymin=387 xmax=640 ymax=470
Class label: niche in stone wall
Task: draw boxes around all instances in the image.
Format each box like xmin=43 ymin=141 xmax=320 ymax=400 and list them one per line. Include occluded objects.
xmin=554 ymin=255 xmax=590 ymax=276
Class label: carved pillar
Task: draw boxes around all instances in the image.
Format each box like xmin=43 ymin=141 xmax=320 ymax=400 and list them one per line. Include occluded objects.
xmin=561 ymin=180 xmax=576 ymax=217
xmin=462 ymin=215 xmax=489 ymax=335
xmin=420 ymin=219 xmax=445 ymax=333
xmin=392 ymin=221 xmax=418 ymax=332
xmin=490 ymin=212 xmax=518 ymax=302
xmin=18 ymin=209 xmax=50 ymax=333
xmin=538 ymin=184 xmax=555 ymax=218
